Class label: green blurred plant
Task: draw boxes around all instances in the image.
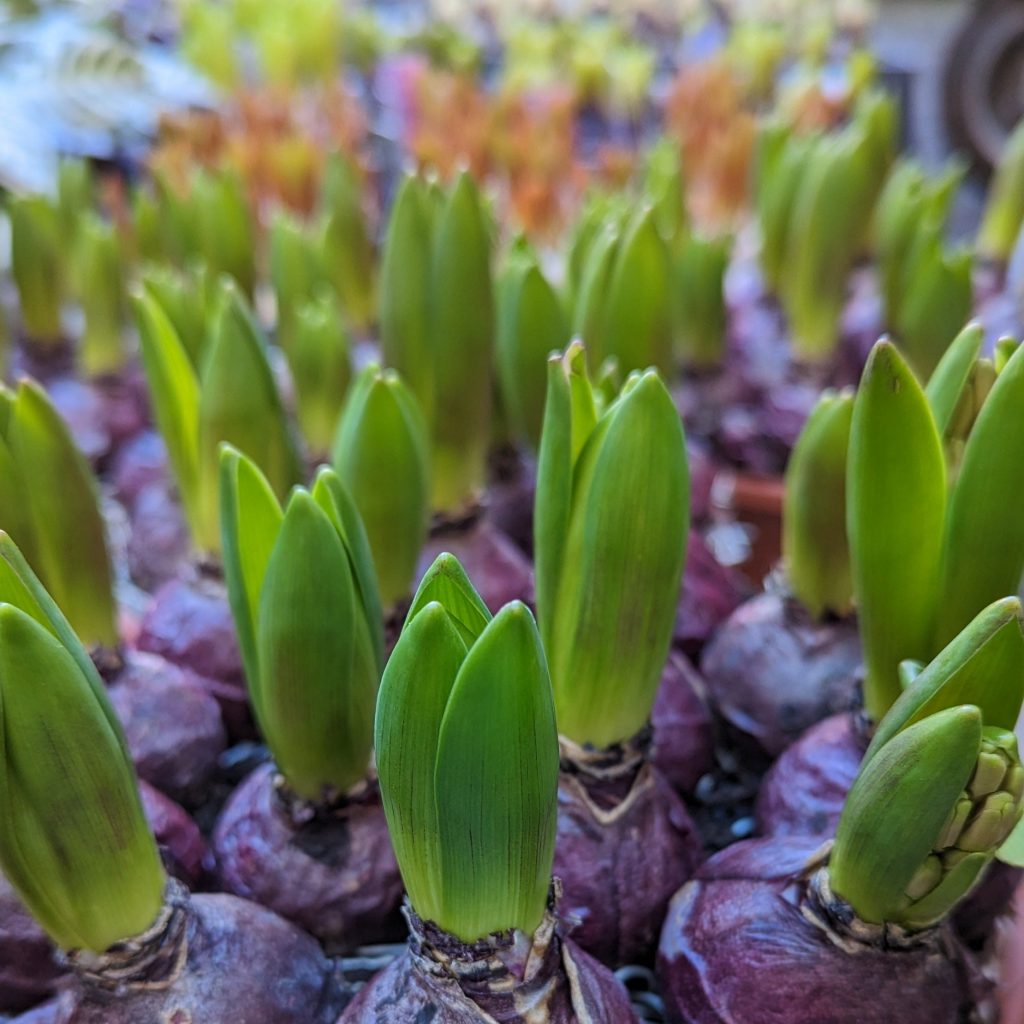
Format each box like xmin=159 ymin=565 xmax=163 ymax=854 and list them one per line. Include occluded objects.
xmin=875 ymin=159 xmax=969 ymax=379
xmin=496 ymin=242 xmax=569 ymax=450
xmin=783 ymin=389 xmax=854 ymax=619
xmin=0 ymin=381 xmax=117 ymax=649
xmin=9 ymin=194 xmax=64 ymax=343
xmin=135 ymin=278 xmax=301 ymax=557
xmin=332 ymin=364 xmax=429 ymax=610
xmin=379 ymin=172 xmax=493 ymax=513
xmin=978 ymin=118 xmax=1024 ymax=263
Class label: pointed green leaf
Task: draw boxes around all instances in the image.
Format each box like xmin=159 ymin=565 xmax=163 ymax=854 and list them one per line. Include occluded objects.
xmin=936 ymin=341 xmax=1024 ymax=647
xmin=0 ymin=533 xmax=123 ymax=745
xmin=9 ymin=196 xmax=63 ymax=343
xmin=0 ymin=394 xmax=39 ymax=575
xmin=757 ymin=130 xmax=814 ymax=293
xmin=287 ymin=292 xmax=352 ymax=456
xmin=376 ymin=602 xmax=467 ymax=924
xmin=134 ymin=288 xmax=203 ymax=544
xmin=379 ymin=175 xmax=435 ymax=423
xmin=783 ymin=390 xmax=854 ymax=618
xmin=320 ymin=153 xmax=377 ymax=332
xmin=4 ymin=382 xmax=117 ymax=649
xmin=140 ymin=264 xmax=211 ymax=367
xmin=218 ymin=446 xmax=284 ymax=721
xmin=643 ymin=137 xmax=687 ymax=246
xmin=310 ymin=467 xmax=385 ymax=675
xmin=867 ymin=598 xmax=1024 ymax=762
xmin=496 ymin=253 xmax=570 ymax=449
xmin=895 ymin=233 xmax=973 ymax=381
xmin=673 ymin=233 xmax=730 ymax=370
xmin=830 ymin=706 xmax=982 ymax=925
xmin=56 ymin=160 xmax=94 ymax=241
xmin=899 ymin=659 xmax=925 ymax=690
xmin=995 ymin=336 xmax=1020 ymax=373
xmin=256 ymin=491 xmax=374 ymax=798
xmin=978 ymin=118 xmax=1024 ymax=262
xmin=192 ymin=169 xmax=255 ymax=297
xmin=782 ymin=132 xmax=877 ymax=360
xmin=572 ymin=223 xmax=620 ymax=370
xmin=925 ymin=321 xmax=985 ymax=440
xmin=0 ymin=605 xmax=165 ymax=953
xmin=548 ymin=372 xmax=688 ymax=746
xmin=875 ymin=160 xmax=928 ymax=318
xmin=564 ymin=191 xmax=620 ymax=318
xmin=332 ymin=365 xmax=429 ymax=608
xmin=269 ymin=211 xmax=326 ymax=351
xmin=534 ymin=344 xmax=598 ymax=656
xmin=406 ymin=553 xmax=492 ymax=648
xmin=848 ymin=341 xmax=946 ymax=720
xmin=435 ymin=602 xmax=558 ymax=941
xmin=196 ymin=284 xmax=300 ymax=555
xmin=602 ymin=206 xmax=672 ymax=377
xmin=430 ymin=173 xmax=494 ymax=512
xmin=73 ymin=214 xmax=127 ymax=376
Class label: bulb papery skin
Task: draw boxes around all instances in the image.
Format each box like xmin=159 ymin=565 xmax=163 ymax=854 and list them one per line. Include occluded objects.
xmin=657 ymin=837 xmax=988 ymax=1024
xmin=756 ymin=711 xmax=865 ymax=838
xmin=0 ymin=872 xmax=63 ymax=1015
xmin=553 ymin=735 xmax=703 ymax=966
xmin=40 ymin=889 xmax=351 ymax=1024
xmin=338 ymin=904 xmax=639 ymax=1023
xmin=650 ymin=653 xmax=716 ymax=796
xmin=675 ymin=531 xmax=748 ymax=658
xmin=107 ymin=649 xmax=227 ymax=805
xmin=213 ymin=763 xmax=404 ymax=950
xmin=701 ymin=588 xmax=862 ymax=757
xmin=135 ymin=575 xmax=251 ymax=740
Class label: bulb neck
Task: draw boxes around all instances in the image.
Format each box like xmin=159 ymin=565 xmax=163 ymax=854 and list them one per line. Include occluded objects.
xmin=558 ymin=725 xmax=653 ymax=817
xmin=65 ymin=879 xmax=189 ymax=993
xmin=405 ymin=885 xmax=563 ymax=1001
xmin=801 ymin=846 xmax=941 ymax=954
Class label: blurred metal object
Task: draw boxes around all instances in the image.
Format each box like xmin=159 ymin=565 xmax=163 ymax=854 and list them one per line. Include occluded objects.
xmin=944 ymin=0 xmax=1024 ymax=168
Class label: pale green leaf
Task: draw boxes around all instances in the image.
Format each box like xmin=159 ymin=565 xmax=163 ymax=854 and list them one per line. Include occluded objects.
xmin=218 ymin=445 xmax=284 ymax=724
xmin=936 ymin=341 xmax=1024 ymax=647
xmin=848 ymin=341 xmax=946 ymax=720
xmin=406 ymin=553 xmax=492 ymax=648
xmin=376 ymin=602 xmax=467 ymax=924
xmin=435 ymin=602 xmax=558 ymax=941
xmin=133 ymin=288 xmax=202 ymax=544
